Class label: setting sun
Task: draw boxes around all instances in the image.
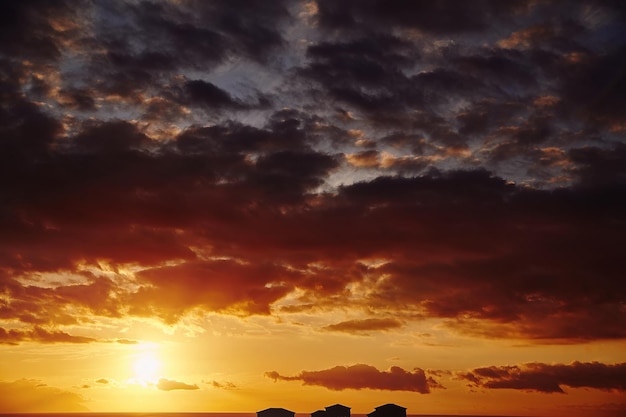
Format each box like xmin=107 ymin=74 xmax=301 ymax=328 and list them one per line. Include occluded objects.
xmin=1 ymin=1 xmax=625 ymax=416
xmin=132 ymin=352 xmax=161 ymax=382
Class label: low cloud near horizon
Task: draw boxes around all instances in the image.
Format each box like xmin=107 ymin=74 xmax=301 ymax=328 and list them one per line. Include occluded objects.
xmin=266 ymin=364 xmax=440 ymax=393
xmin=157 ymin=378 xmax=200 ymax=392
xmin=0 ymin=379 xmax=87 ymax=413
xmin=458 ymin=361 xmax=626 ymax=393
xmin=0 ymin=0 xmax=624 ymax=346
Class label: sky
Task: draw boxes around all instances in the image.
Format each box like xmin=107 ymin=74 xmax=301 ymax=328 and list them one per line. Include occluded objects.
xmin=0 ymin=0 xmax=625 ymax=415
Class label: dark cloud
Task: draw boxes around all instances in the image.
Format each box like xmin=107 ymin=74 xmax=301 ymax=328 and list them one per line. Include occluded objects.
xmin=568 ymin=143 xmax=626 ymax=188
xmin=303 ymin=34 xmax=415 ymax=88
xmin=182 ymin=80 xmax=245 ymax=110
xmin=315 ymin=0 xmax=531 ymax=34
xmin=266 ymin=364 xmax=440 ymax=393
xmin=459 ymin=362 xmax=626 ymax=393
xmin=0 ymin=0 xmax=625 ymax=347
xmin=322 ymin=318 xmax=404 ymax=334
xmin=0 ymin=153 xmax=624 ymax=341
xmin=71 ymin=120 xmax=154 ymax=154
xmin=95 ymin=379 xmax=109 ymax=384
xmin=299 ymin=34 xmax=422 ymax=119
xmin=156 ymin=378 xmax=199 ymax=391
xmin=0 ymin=0 xmax=81 ymax=61
xmin=559 ymin=45 xmax=626 ymax=125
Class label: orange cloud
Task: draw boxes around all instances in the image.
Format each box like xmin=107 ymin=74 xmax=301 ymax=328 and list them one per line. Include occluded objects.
xmin=131 ymin=259 xmax=299 ymax=321
xmin=345 ymin=150 xmax=380 ymax=168
xmin=0 ymin=379 xmax=87 ymax=412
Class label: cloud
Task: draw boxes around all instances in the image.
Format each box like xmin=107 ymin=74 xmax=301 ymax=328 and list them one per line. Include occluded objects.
xmin=115 ymin=339 xmax=138 ymax=345
xmin=132 ymin=259 xmax=300 ymax=321
xmin=0 ymin=379 xmax=87 ymax=412
xmin=322 ymin=318 xmax=404 ymax=334
xmin=156 ymin=378 xmax=199 ymax=391
xmin=182 ymin=80 xmax=245 ymax=110
xmin=0 ymin=1 xmax=80 ymax=62
xmin=315 ymin=0 xmax=532 ymax=34
xmin=458 ymin=362 xmax=626 ymax=393
xmin=208 ymin=380 xmax=237 ymax=390
xmin=0 ymin=327 xmax=96 ymax=345
xmin=265 ymin=364 xmax=440 ymax=393
xmin=95 ymin=379 xmax=109 ymax=384
xmin=0 ymin=0 xmax=625 ymax=348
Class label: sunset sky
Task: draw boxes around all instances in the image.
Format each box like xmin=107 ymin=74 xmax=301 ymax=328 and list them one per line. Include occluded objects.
xmin=1 ymin=0 xmax=626 ymax=416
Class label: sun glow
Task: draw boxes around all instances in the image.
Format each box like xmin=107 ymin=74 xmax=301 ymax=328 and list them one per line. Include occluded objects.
xmin=132 ymin=352 xmax=161 ymax=382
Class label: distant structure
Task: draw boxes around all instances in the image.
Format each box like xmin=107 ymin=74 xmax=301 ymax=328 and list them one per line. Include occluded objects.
xmin=258 ymin=408 xmax=296 ymax=417
xmin=311 ymin=403 xmax=350 ymax=417
xmin=325 ymin=404 xmax=351 ymax=417
xmin=367 ymin=404 xmax=407 ymax=417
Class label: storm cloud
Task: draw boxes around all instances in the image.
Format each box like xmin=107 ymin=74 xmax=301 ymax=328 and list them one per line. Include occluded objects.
xmin=0 ymin=0 xmax=624 ymax=346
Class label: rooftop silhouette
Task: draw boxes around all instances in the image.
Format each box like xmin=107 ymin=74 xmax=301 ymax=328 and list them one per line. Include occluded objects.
xmin=367 ymin=403 xmax=407 ymax=417
xmin=257 ymin=407 xmax=296 ymax=417
xmin=260 ymin=403 xmax=405 ymax=417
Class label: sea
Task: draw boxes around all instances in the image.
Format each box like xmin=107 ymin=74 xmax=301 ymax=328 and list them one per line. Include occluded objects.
xmin=0 ymin=413 xmax=539 ymax=417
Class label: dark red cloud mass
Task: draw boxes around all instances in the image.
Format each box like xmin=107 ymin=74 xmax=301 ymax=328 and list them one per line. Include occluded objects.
xmin=0 ymin=0 xmax=625 ymax=345
xmin=458 ymin=362 xmax=626 ymax=393
xmin=266 ymin=364 xmax=440 ymax=393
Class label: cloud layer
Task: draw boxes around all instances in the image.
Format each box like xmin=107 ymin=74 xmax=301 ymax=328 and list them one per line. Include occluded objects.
xmin=266 ymin=364 xmax=439 ymax=393
xmin=459 ymin=361 xmax=626 ymax=393
xmin=0 ymin=0 xmax=625 ymax=345
xmin=0 ymin=380 xmax=87 ymax=412
xmin=268 ymin=361 xmax=626 ymax=395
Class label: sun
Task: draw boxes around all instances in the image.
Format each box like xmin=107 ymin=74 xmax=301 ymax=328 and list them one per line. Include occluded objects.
xmin=132 ymin=352 xmax=161 ymax=382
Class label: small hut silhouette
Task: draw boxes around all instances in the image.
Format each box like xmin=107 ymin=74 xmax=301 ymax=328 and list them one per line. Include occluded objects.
xmin=367 ymin=404 xmax=407 ymax=417
xmin=258 ymin=408 xmax=296 ymax=417
xmin=311 ymin=403 xmax=351 ymax=417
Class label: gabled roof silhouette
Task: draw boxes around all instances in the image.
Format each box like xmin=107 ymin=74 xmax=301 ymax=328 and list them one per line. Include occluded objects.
xmin=367 ymin=403 xmax=407 ymax=417
xmin=324 ymin=403 xmax=351 ymax=417
xmin=373 ymin=404 xmax=406 ymax=410
xmin=257 ymin=407 xmax=296 ymax=417
xmin=326 ymin=404 xmax=351 ymax=410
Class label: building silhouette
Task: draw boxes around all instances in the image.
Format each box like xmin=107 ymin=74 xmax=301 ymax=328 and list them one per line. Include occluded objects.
xmin=311 ymin=410 xmax=327 ymax=417
xmin=325 ymin=404 xmax=351 ymax=417
xmin=310 ymin=403 xmax=350 ymax=417
xmin=367 ymin=403 xmax=407 ymax=417
xmin=263 ymin=403 xmax=404 ymax=417
xmin=258 ymin=408 xmax=296 ymax=417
